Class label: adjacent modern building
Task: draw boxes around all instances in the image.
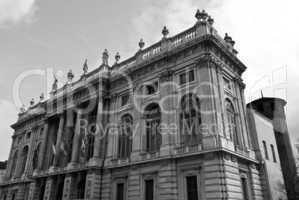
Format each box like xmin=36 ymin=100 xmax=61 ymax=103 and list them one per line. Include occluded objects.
xmin=0 ymin=10 xmax=297 ymax=200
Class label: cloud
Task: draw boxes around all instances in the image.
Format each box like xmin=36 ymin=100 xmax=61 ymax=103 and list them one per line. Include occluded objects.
xmin=0 ymin=100 xmax=17 ymax=160
xmin=0 ymin=0 xmax=37 ymax=25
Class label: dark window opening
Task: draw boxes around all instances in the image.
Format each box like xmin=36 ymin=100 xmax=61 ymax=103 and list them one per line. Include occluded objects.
xmin=263 ymin=141 xmax=269 ymax=160
xmin=32 ymin=144 xmax=40 ymax=170
xmin=116 ymin=183 xmax=125 ymax=200
xmin=86 ymin=133 xmax=95 ymax=161
xmin=40 ymin=127 xmax=44 ymax=136
xmin=55 ymin=176 xmax=65 ymax=200
xmin=270 ymin=144 xmax=277 ymax=162
xmin=146 ymin=85 xmax=156 ymax=95
xmin=38 ymin=179 xmax=46 ymax=200
xmin=76 ymin=173 xmax=86 ymax=199
xmin=189 ymin=70 xmax=195 ymax=82
xmin=11 ymin=193 xmax=16 ymax=200
xmin=121 ymin=94 xmax=129 ymax=106
xmin=26 ymin=132 xmax=31 ymax=140
xmin=241 ymin=177 xmax=249 ymax=200
xmin=180 ymin=70 xmax=195 ymax=85
xmin=186 ymin=176 xmax=199 ymax=200
xmin=180 ymin=73 xmax=187 ymax=85
xmin=145 ymin=179 xmax=154 ymax=200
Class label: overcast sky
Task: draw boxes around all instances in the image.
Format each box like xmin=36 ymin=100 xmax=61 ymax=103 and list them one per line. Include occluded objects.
xmin=0 ymin=0 xmax=298 ymax=160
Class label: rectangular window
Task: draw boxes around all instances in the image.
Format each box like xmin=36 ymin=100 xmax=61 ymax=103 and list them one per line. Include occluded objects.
xmin=186 ymin=176 xmax=199 ymax=200
xmin=262 ymin=141 xmax=269 ymax=160
xmin=121 ymin=94 xmax=129 ymax=106
xmin=189 ymin=70 xmax=195 ymax=82
xmin=145 ymin=179 xmax=154 ymax=200
xmin=179 ymin=70 xmax=195 ymax=85
xmin=270 ymin=144 xmax=277 ymax=162
xmin=180 ymin=73 xmax=187 ymax=85
xmin=223 ymin=77 xmax=232 ymax=91
xmin=116 ymin=183 xmax=125 ymax=200
xmin=241 ymin=177 xmax=249 ymax=200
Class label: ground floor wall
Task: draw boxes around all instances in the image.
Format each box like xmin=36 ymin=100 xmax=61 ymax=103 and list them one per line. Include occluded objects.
xmin=0 ymin=152 xmax=265 ymax=200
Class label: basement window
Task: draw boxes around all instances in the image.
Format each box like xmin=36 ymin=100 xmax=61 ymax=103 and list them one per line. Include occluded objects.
xmin=186 ymin=176 xmax=199 ymax=200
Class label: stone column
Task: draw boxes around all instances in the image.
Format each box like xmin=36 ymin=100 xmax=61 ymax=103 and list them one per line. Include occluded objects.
xmin=105 ymin=95 xmax=117 ymax=162
xmin=85 ymin=170 xmax=102 ymax=200
xmin=62 ymin=175 xmax=76 ymax=200
xmin=131 ymin=105 xmax=142 ymax=161
xmin=36 ymin=122 xmax=49 ymax=172
xmin=43 ymin=177 xmax=55 ymax=200
xmin=52 ymin=114 xmax=65 ymax=168
xmin=24 ymin=128 xmax=38 ymax=176
xmin=27 ymin=182 xmax=37 ymax=200
xmin=68 ymin=111 xmax=82 ymax=167
xmin=90 ymin=97 xmax=104 ymax=166
xmin=159 ymin=70 xmax=175 ymax=156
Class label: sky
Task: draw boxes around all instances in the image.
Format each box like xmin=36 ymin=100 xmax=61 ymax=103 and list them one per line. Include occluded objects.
xmin=0 ymin=0 xmax=298 ymax=160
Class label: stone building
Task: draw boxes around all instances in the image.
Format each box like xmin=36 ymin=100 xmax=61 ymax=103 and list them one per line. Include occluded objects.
xmin=0 ymin=10 xmax=297 ymax=200
xmin=0 ymin=161 xmax=7 ymax=184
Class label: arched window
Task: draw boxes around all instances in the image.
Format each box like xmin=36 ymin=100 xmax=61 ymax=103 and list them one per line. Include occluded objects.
xmin=9 ymin=150 xmax=18 ymax=178
xmin=118 ymin=114 xmax=133 ymax=159
xmin=225 ymin=99 xmax=240 ymax=146
xmin=32 ymin=143 xmax=41 ymax=170
xmin=19 ymin=146 xmax=29 ymax=177
xmin=144 ymin=103 xmax=161 ymax=153
xmin=180 ymin=93 xmax=202 ymax=146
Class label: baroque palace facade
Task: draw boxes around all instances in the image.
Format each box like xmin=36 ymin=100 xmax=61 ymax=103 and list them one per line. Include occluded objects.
xmin=0 ymin=10 xmax=297 ymax=200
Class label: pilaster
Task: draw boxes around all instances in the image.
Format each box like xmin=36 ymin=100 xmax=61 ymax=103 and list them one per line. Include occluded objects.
xmin=43 ymin=177 xmax=55 ymax=200
xmin=27 ymin=182 xmax=36 ymax=200
xmin=37 ymin=122 xmax=49 ymax=171
xmin=85 ymin=170 xmax=102 ymax=200
xmin=159 ymin=69 xmax=175 ymax=156
xmin=53 ymin=114 xmax=65 ymax=167
xmin=68 ymin=110 xmax=82 ymax=168
xmin=62 ymin=174 xmax=76 ymax=200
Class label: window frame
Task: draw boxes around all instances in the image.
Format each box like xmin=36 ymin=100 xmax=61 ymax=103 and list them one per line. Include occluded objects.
xmin=143 ymin=174 xmax=157 ymax=200
xmin=225 ymin=99 xmax=240 ymax=146
xmin=223 ymin=77 xmax=233 ymax=92
xmin=113 ymin=178 xmax=128 ymax=200
xmin=185 ymin=175 xmax=200 ymax=200
xmin=240 ymin=172 xmax=252 ymax=200
xmin=121 ymin=93 xmax=130 ymax=107
xmin=262 ymin=140 xmax=269 ymax=160
xmin=179 ymin=69 xmax=196 ymax=85
xmin=270 ymin=144 xmax=277 ymax=163
xmin=179 ymin=168 xmax=202 ymax=200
